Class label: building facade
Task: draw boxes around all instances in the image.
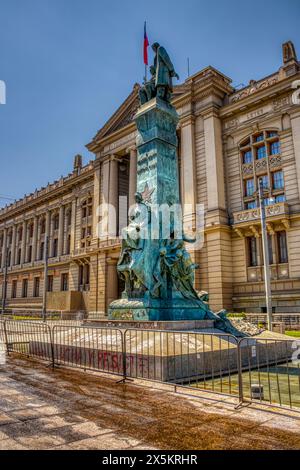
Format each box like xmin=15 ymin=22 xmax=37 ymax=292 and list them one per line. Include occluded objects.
xmin=1 ymin=41 xmax=300 ymax=315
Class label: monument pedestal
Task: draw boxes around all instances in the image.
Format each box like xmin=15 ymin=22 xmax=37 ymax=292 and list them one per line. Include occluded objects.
xmin=109 ymin=297 xmax=212 ymax=322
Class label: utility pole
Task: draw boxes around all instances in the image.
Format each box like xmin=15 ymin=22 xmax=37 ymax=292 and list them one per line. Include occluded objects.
xmin=258 ymin=178 xmax=273 ymax=331
xmin=41 ymin=235 xmax=49 ymax=322
xmin=1 ymin=248 xmax=8 ymax=315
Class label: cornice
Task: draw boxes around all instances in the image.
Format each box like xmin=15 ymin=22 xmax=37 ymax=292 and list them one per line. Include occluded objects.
xmin=220 ymin=73 xmax=300 ymax=118
xmin=0 ymin=165 xmax=94 ymax=223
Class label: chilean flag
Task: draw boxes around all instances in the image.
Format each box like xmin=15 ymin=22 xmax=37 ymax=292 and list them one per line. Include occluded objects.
xmin=143 ymin=21 xmax=149 ymax=65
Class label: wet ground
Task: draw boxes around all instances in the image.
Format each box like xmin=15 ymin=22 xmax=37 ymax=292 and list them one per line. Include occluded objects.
xmin=0 ymin=355 xmax=300 ymax=450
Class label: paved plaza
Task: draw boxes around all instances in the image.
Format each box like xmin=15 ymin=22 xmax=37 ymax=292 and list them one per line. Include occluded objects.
xmin=0 ymin=355 xmax=299 ymax=450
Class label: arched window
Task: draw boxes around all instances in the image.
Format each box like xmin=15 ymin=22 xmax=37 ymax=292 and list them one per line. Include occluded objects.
xmin=240 ymin=130 xmax=284 ymax=210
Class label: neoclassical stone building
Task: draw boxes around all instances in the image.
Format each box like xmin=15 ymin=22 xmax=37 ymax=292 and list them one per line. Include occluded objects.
xmin=1 ymin=41 xmax=300 ymax=314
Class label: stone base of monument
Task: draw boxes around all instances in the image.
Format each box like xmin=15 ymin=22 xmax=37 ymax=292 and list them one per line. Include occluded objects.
xmin=84 ymin=319 xmax=215 ymax=331
xmin=108 ymin=297 xmax=211 ymax=322
xmin=28 ymin=328 xmax=294 ymax=383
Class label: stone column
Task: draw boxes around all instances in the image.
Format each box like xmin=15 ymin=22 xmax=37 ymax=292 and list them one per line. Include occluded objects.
xmin=44 ymin=211 xmax=51 ymax=259
xmin=25 ymin=222 xmax=31 ymax=263
xmin=49 ymin=213 xmax=54 ymax=258
xmin=106 ymin=257 xmax=119 ymax=307
xmin=180 ymin=117 xmax=197 ymax=230
xmin=203 ymin=108 xmax=226 ymax=223
xmin=108 ymin=157 xmax=119 ymax=237
xmin=290 ymin=110 xmax=300 ymax=199
xmin=63 ymin=206 xmax=69 ymax=255
xmin=20 ymin=220 xmax=27 ymax=265
xmin=92 ymin=160 xmax=101 ymax=246
xmin=10 ymin=224 xmax=16 ymax=267
xmin=45 ymin=211 xmax=50 ymax=238
xmin=101 ymin=159 xmax=110 ymax=240
xmin=128 ymin=147 xmax=137 ymax=209
xmin=36 ymin=217 xmax=42 ymax=260
xmin=32 ymin=216 xmax=38 ymax=262
xmin=1 ymin=228 xmax=7 ymax=269
xmin=58 ymin=205 xmax=65 ymax=256
xmin=70 ymin=199 xmax=77 ymax=254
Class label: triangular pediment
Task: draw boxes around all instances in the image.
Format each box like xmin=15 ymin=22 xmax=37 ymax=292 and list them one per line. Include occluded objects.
xmin=87 ymin=82 xmax=188 ymax=151
xmin=89 ymin=83 xmax=140 ymax=146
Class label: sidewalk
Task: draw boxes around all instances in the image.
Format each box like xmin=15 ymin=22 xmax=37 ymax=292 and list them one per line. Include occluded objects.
xmin=0 ymin=355 xmax=299 ymax=450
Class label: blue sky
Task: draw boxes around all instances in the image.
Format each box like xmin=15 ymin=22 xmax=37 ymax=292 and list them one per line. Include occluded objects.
xmin=0 ymin=0 xmax=299 ymax=206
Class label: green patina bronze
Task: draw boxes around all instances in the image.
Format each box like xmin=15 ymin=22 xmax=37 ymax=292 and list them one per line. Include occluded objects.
xmin=108 ymin=43 xmax=244 ymax=336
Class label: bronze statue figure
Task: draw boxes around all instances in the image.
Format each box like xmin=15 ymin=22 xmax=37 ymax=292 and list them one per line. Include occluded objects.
xmin=139 ymin=42 xmax=179 ymax=105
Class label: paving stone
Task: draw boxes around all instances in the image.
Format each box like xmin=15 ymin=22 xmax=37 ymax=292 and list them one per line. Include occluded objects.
xmin=0 ymin=438 xmax=29 ymax=450
xmin=0 ymin=356 xmax=299 ymax=450
xmin=67 ymin=433 xmax=141 ymax=450
xmin=0 ymin=412 xmax=19 ymax=425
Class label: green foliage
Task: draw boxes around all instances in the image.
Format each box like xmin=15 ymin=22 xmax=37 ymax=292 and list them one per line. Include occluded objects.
xmin=227 ymin=312 xmax=246 ymax=319
xmin=285 ymin=330 xmax=300 ymax=338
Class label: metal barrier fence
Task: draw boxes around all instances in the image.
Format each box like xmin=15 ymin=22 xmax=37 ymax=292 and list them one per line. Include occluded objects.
xmin=3 ymin=320 xmax=54 ymax=363
xmin=51 ymin=325 xmax=124 ymax=377
xmin=123 ymin=329 xmax=240 ymax=398
xmin=238 ymin=337 xmax=300 ymax=409
xmin=0 ymin=320 xmax=299 ymax=410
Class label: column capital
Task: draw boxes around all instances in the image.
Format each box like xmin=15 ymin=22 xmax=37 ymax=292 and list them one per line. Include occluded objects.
xmin=201 ymin=105 xmax=220 ymax=120
xmin=106 ymin=256 xmax=118 ymax=266
xmin=126 ymin=145 xmax=137 ymax=153
xmin=179 ymin=115 xmax=195 ymax=129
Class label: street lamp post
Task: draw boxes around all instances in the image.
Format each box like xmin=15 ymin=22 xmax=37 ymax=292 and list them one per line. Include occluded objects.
xmin=42 ymin=235 xmax=49 ymax=322
xmin=258 ymin=178 xmax=273 ymax=331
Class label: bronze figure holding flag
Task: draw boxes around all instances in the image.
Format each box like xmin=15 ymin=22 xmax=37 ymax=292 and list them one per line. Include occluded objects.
xmin=139 ymin=42 xmax=179 ymax=105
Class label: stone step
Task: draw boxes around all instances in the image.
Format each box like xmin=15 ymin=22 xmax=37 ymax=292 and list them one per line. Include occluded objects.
xmin=83 ymin=319 xmax=215 ymax=330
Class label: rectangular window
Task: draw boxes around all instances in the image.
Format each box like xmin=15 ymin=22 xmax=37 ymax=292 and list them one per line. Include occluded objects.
xmin=246 ymin=201 xmax=257 ymax=210
xmin=22 ymin=279 xmax=28 ymax=298
xmin=47 ymin=275 xmax=53 ymax=292
xmin=260 ymin=175 xmax=269 ymax=190
xmin=11 ymin=280 xmax=17 ymax=299
xmin=54 ymin=215 xmax=59 ymax=231
xmin=53 ymin=238 xmax=58 ymax=257
xmin=277 ymin=231 xmax=288 ymax=263
xmin=245 ymin=179 xmax=255 ymax=197
xmin=275 ymin=195 xmax=286 ymax=203
xmin=40 ymin=241 xmax=45 ymax=260
xmin=268 ymin=234 xmax=273 ymax=265
xmin=61 ymin=273 xmax=69 ymax=292
xmin=273 ymin=170 xmax=284 ymax=190
xmin=243 ymin=150 xmax=252 ymax=164
xmin=27 ymin=245 xmax=32 ymax=263
xmin=33 ymin=277 xmax=40 ymax=297
xmin=248 ymin=237 xmax=258 ymax=267
xmin=66 ymin=235 xmax=71 ymax=255
xmin=267 ymin=131 xmax=278 ymax=138
xmin=269 ymin=141 xmax=280 ymax=155
xmin=17 ymin=248 xmax=21 ymax=265
xmin=264 ymin=198 xmax=274 ymax=206
xmin=254 ymin=133 xmax=264 ymax=142
xmin=257 ymin=145 xmax=266 ymax=160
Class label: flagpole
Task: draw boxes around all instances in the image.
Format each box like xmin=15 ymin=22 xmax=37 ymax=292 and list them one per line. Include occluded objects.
xmin=144 ymin=21 xmax=148 ymax=83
